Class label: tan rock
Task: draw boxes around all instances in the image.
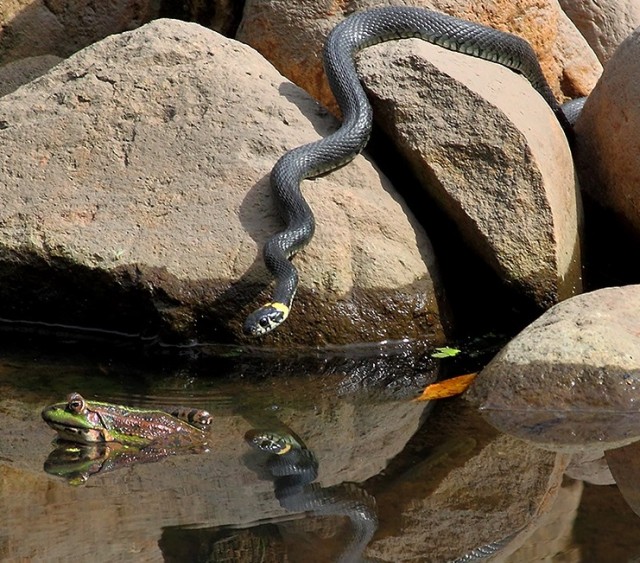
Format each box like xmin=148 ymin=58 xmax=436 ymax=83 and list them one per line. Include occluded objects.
xmin=237 ymin=0 xmax=601 ymax=113
xmin=559 ymin=0 xmax=640 ymax=63
xmin=0 ymin=19 xmax=444 ymax=345
xmin=467 ymin=285 xmax=640 ymax=412
xmin=552 ymin=7 xmax=603 ymax=97
xmin=359 ymin=39 xmax=581 ymax=307
xmin=506 ymin=479 xmax=583 ymax=562
xmin=606 ymin=440 xmax=640 ymax=518
xmin=574 ymin=28 xmax=640 ymax=235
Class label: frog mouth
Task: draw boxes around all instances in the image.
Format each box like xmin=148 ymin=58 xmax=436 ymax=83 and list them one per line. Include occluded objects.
xmin=47 ymin=422 xmax=112 ymax=444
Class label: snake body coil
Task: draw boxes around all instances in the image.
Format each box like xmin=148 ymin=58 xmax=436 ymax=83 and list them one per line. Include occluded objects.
xmin=243 ymin=6 xmax=571 ymax=337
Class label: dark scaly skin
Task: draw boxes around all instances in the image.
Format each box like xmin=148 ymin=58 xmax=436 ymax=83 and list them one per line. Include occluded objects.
xmin=243 ymin=6 xmax=574 ymax=337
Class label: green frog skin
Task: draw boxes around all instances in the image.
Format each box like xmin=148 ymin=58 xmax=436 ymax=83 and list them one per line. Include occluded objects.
xmin=41 ymin=392 xmax=211 ymax=448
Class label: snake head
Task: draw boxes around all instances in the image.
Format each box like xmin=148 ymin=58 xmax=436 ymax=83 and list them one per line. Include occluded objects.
xmin=243 ymin=302 xmax=289 ymax=336
xmin=245 ymin=429 xmax=293 ymax=455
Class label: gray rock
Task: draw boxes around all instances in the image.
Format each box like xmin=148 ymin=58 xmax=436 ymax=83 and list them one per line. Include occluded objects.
xmin=566 ymin=451 xmax=615 ymax=485
xmin=0 ymin=19 xmax=445 ymax=345
xmin=0 ymin=0 xmax=160 ymax=64
xmin=365 ymin=402 xmax=570 ymax=562
xmin=467 ymin=285 xmax=640 ymax=411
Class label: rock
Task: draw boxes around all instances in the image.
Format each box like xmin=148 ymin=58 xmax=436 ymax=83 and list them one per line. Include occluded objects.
xmin=566 ymin=452 xmax=615 ymax=485
xmin=0 ymin=19 xmax=445 ymax=346
xmin=360 ymin=39 xmax=581 ymax=307
xmin=0 ymin=55 xmax=63 ymax=97
xmin=466 ymin=285 xmax=640 ymax=411
xmin=237 ymin=0 xmax=601 ymax=114
xmin=0 ymin=0 xmax=160 ymax=64
xmin=574 ymin=28 xmax=640 ymax=236
xmin=559 ymin=0 xmax=640 ymax=63
xmin=506 ymin=479 xmax=583 ymax=561
xmin=478 ymin=410 xmax=640 ymax=453
xmin=552 ymin=9 xmax=603 ymax=97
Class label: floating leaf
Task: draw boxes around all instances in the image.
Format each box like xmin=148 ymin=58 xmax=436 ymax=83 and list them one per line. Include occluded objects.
xmin=431 ymin=346 xmax=461 ymax=358
xmin=414 ymin=373 xmax=477 ymax=401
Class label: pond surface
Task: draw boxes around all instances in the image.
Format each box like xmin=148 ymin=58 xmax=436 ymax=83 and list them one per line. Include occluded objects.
xmin=1 ymin=328 xmax=640 ymax=562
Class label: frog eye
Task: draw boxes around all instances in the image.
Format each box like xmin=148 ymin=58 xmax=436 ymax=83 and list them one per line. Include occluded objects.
xmin=67 ymin=393 xmax=86 ymax=414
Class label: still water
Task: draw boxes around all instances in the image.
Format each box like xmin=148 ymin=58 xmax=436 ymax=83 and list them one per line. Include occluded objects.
xmin=1 ymin=329 xmax=640 ymax=562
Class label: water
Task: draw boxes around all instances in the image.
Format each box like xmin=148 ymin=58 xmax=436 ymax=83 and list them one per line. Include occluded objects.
xmin=1 ymin=329 xmax=640 ymax=562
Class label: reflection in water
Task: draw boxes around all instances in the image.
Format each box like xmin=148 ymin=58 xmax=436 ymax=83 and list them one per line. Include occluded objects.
xmin=481 ymin=406 xmax=640 ymax=557
xmin=43 ymin=440 xmax=206 ymax=485
xmin=2 ymin=333 xmax=640 ymax=560
xmin=245 ymin=428 xmax=378 ymax=563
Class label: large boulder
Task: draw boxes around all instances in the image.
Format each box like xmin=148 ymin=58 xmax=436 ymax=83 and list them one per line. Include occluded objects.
xmin=574 ymin=28 xmax=640 ymax=236
xmin=239 ymin=0 xmax=583 ymax=310
xmin=0 ymin=19 xmax=445 ymax=346
xmin=359 ymin=39 xmax=581 ymax=308
xmin=365 ymin=402 xmax=571 ymax=561
xmin=467 ymin=285 xmax=640 ymax=412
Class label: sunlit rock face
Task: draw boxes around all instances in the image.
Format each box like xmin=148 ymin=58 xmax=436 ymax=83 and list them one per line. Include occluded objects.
xmin=559 ymin=0 xmax=640 ymax=64
xmin=238 ymin=0 xmax=601 ymax=112
xmin=574 ymin=28 xmax=640 ymax=237
xmin=467 ymin=285 xmax=640 ymax=414
xmin=0 ymin=18 xmax=445 ymax=346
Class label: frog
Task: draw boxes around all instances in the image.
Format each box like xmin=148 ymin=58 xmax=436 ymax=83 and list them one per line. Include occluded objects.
xmin=41 ymin=392 xmax=211 ymax=449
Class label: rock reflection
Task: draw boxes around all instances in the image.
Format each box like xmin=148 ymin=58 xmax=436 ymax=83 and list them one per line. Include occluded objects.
xmin=361 ymin=400 xmax=573 ymax=562
xmin=480 ymin=406 xmax=640 ymax=541
xmin=245 ymin=427 xmax=378 ymax=563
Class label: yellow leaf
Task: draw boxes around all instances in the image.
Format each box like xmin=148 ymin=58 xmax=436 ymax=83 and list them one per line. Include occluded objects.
xmin=414 ymin=373 xmax=477 ymax=401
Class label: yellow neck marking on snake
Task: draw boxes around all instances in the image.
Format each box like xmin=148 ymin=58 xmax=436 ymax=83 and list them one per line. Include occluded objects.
xmin=276 ymin=442 xmax=292 ymax=455
xmin=268 ymin=302 xmax=290 ymax=318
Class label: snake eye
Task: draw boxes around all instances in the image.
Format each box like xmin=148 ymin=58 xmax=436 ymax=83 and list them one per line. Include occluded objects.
xmin=67 ymin=393 xmax=86 ymax=414
xmin=259 ymin=317 xmax=270 ymax=328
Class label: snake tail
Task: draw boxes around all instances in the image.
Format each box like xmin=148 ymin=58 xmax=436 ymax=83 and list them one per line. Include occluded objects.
xmin=244 ymin=6 xmax=572 ymax=337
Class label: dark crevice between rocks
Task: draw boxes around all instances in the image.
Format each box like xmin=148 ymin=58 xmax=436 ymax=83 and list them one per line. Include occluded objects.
xmin=580 ymin=191 xmax=640 ymax=291
xmin=158 ymin=0 xmax=245 ymax=37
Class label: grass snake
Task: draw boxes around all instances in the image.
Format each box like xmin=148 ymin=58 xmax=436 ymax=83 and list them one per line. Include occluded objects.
xmin=243 ymin=6 xmax=574 ymax=337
